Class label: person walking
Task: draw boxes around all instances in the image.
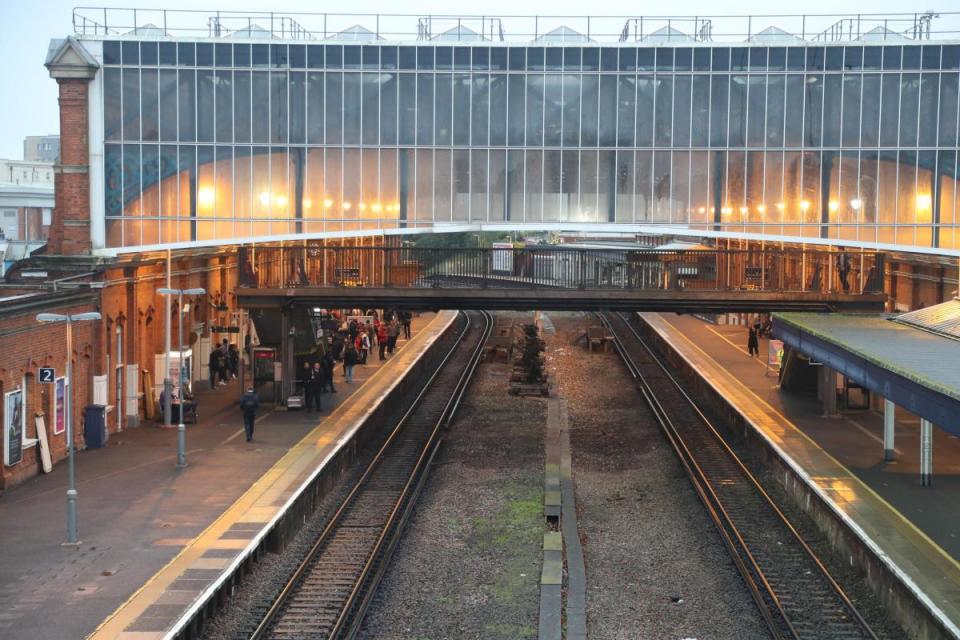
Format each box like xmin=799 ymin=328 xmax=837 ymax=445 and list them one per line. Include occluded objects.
xmin=240 ymin=386 xmax=260 ymax=442
xmin=208 ymin=348 xmax=222 ymax=388
xmin=377 ymin=321 xmax=388 ymax=360
xmin=343 ymin=342 xmax=358 ymax=383
xmin=747 ymin=325 xmax=760 ymax=357
xmin=218 ymin=339 xmax=230 ymax=385
xmin=228 ymin=343 xmax=239 ymax=379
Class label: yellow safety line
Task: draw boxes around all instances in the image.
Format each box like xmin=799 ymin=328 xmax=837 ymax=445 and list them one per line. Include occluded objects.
xmin=646 ymin=312 xmax=960 ymax=576
xmin=86 ymin=312 xmax=456 ymax=640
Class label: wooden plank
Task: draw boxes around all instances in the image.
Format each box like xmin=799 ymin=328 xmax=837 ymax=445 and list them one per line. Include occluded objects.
xmin=34 ymin=413 xmax=52 ymax=473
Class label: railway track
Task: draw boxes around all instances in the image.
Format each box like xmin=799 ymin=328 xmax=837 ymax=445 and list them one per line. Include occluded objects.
xmin=601 ymin=311 xmax=881 ymax=640
xmin=249 ymin=310 xmax=492 ymax=640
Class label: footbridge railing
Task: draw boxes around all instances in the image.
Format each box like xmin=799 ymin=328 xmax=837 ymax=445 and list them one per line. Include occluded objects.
xmin=238 ymin=245 xmax=885 ymax=295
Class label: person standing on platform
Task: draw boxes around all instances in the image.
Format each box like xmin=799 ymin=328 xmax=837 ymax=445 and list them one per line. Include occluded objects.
xmin=377 ymin=321 xmax=388 ymax=360
xmin=401 ymin=311 xmax=412 ymax=339
xmin=240 ymin=386 xmax=260 ymax=442
xmin=359 ymin=331 xmax=370 ymax=365
xmin=387 ymin=318 xmax=400 ymax=354
xmin=322 ymin=350 xmax=337 ymax=393
xmin=307 ymin=362 xmax=324 ymax=412
xmin=836 ymin=250 xmax=852 ymax=292
xmin=343 ymin=342 xmax=358 ymax=383
xmin=228 ymin=343 xmax=239 ymax=380
xmin=747 ymin=325 xmax=760 ymax=357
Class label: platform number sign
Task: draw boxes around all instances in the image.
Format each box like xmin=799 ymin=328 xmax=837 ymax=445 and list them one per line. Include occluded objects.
xmin=38 ymin=367 xmax=55 ymax=384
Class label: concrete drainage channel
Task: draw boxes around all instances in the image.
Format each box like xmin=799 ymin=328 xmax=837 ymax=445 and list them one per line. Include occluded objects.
xmin=634 ymin=314 xmax=955 ymax=640
xmin=540 ymin=398 xmax=587 ymax=640
xmin=166 ymin=315 xmax=464 ymax=640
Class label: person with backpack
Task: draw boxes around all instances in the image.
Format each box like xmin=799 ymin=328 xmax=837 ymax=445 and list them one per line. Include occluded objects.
xmin=239 ymin=386 xmax=260 ymax=442
xmin=358 ymin=331 xmax=370 ymax=365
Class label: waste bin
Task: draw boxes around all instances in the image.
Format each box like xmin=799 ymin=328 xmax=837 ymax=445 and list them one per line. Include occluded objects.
xmin=84 ymin=405 xmax=108 ymax=449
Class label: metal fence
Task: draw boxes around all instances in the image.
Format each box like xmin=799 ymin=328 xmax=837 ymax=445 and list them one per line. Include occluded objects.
xmin=238 ymin=245 xmax=885 ymax=295
xmin=72 ymin=8 xmax=960 ymax=42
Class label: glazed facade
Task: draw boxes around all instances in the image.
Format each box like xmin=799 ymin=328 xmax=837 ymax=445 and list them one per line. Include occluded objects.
xmin=95 ymin=39 xmax=960 ymax=251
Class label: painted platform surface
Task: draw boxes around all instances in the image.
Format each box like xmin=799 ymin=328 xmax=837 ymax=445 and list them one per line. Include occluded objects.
xmin=642 ymin=312 xmax=960 ymax=637
xmin=86 ymin=310 xmax=457 ymax=639
xmin=0 ymin=313 xmax=447 ymax=640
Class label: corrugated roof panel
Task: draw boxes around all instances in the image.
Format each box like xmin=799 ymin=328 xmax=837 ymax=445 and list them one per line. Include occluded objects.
xmin=893 ymin=299 xmax=960 ymax=340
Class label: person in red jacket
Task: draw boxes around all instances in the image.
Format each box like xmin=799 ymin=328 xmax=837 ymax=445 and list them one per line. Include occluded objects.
xmin=377 ymin=321 xmax=388 ymax=360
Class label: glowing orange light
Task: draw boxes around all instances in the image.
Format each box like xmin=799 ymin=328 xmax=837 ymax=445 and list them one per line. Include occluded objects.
xmin=799 ymin=200 xmax=811 ymax=212
xmin=916 ymin=194 xmax=932 ymax=210
xmin=698 ymin=206 xmax=706 ymax=214
xmin=371 ymin=203 xmax=383 ymax=213
xmin=757 ymin=204 xmax=766 ymax=214
xmin=259 ymin=192 xmax=271 ymax=206
xmin=358 ymin=202 xmax=367 ymax=212
xmin=198 ymin=187 xmax=215 ymax=207
xmin=776 ymin=202 xmax=786 ymax=212
xmin=850 ymin=199 xmax=862 ymax=211
xmin=276 ymin=195 xmax=288 ymax=208
xmin=303 ymin=198 xmax=312 ymax=209
xmin=343 ymin=201 xmax=352 ymax=211
xmin=828 ymin=200 xmax=839 ymax=212
xmin=324 ymin=198 xmax=334 ymax=208
xmin=739 ymin=206 xmax=749 ymax=215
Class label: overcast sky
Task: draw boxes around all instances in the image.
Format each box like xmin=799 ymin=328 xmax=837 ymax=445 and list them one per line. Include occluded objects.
xmin=1 ymin=0 xmax=956 ymax=160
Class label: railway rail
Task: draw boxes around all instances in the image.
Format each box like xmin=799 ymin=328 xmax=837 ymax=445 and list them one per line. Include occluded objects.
xmin=601 ymin=311 xmax=881 ymax=640
xmin=248 ymin=310 xmax=492 ymax=640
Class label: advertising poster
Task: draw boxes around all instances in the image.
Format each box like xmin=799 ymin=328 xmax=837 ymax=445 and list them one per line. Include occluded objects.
xmin=768 ymin=339 xmax=785 ymax=371
xmin=492 ymin=242 xmax=514 ymax=274
xmin=54 ymin=377 xmax=66 ymax=436
xmin=4 ymin=390 xmax=23 ymax=466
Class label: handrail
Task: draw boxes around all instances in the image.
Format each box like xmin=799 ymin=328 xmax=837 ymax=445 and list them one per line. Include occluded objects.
xmin=71 ymin=8 xmax=960 ymax=43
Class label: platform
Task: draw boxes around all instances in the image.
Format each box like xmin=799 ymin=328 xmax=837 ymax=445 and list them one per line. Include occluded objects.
xmin=641 ymin=312 xmax=960 ymax=637
xmin=0 ymin=312 xmax=448 ymax=640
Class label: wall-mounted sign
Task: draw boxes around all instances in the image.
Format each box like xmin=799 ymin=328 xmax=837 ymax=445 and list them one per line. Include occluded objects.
xmin=38 ymin=367 xmax=55 ymax=383
xmin=4 ymin=390 xmax=23 ymax=466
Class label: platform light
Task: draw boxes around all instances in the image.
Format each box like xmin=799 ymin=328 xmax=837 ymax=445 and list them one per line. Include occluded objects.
xmin=371 ymin=202 xmax=382 ymax=213
xmin=850 ymin=198 xmax=862 ymax=211
xmin=757 ymin=204 xmax=766 ymax=214
xmin=259 ymin=192 xmax=271 ymax=206
xmin=303 ymin=198 xmax=312 ymax=209
xmin=276 ymin=195 xmax=288 ymax=208
xmin=698 ymin=206 xmax=706 ymax=214
xmin=828 ymin=200 xmax=839 ymax=212
xmin=739 ymin=206 xmax=749 ymax=215
xmin=358 ymin=202 xmax=367 ymax=212
xmin=324 ymin=198 xmax=334 ymax=208
xmin=799 ymin=200 xmax=811 ymax=212
xmin=721 ymin=207 xmax=732 ymax=215
xmin=198 ymin=186 xmax=215 ymax=208
xmin=343 ymin=201 xmax=352 ymax=211
xmin=776 ymin=202 xmax=786 ymax=212
xmin=916 ymin=194 xmax=932 ymax=210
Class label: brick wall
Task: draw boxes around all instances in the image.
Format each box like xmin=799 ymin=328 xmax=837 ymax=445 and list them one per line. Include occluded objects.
xmin=49 ymin=79 xmax=91 ymax=256
xmin=0 ymin=300 xmax=97 ymax=490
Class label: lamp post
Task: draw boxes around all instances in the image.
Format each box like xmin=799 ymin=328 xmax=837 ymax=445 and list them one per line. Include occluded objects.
xmin=36 ymin=311 xmax=102 ymax=545
xmin=158 ymin=287 xmax=205 ymax=468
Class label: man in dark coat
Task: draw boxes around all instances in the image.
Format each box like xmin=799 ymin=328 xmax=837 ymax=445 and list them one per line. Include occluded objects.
xmin=239 ymin=386 xmax=260 ymax=442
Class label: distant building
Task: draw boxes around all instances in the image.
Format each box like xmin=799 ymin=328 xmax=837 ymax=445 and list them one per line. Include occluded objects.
xmin=23 ymin=135 xmax=60 ymax=163
xmin=0 ymin=158 xmax=55 ymax=271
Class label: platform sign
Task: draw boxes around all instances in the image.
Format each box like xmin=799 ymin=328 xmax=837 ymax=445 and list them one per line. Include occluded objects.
xmin=492 ymin=242 xmax=514 ymax=274
xmin=38 ymin=367 xmax=55 ymax=383
xmin=4 ymin=390 xmax=23 ymax=466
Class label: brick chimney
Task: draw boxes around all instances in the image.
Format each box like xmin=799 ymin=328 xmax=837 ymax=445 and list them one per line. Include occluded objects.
xmin=44 ymin=37 xmax=99 ymax=256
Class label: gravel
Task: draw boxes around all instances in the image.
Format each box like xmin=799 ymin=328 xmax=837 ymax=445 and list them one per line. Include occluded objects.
xmin=543 ymin=311 xmax=770 ymax=640
xmin=358 ymin=312 xmax=545 ymax=640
